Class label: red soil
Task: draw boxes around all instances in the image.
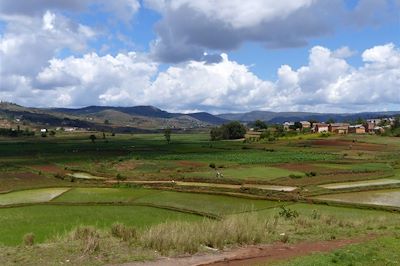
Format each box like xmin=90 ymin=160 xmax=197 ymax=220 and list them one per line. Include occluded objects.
xmin=204 ymin=236 xmax=375 ymax=266
xmin=310 ymin=140 xmax=385 ymax=151
xmin=30 ymin=164 xmax=67 ymax=174
xmin=121 ymin=236 xmax=376 ymax=266
xmin=176 ymin=161 xmax=207 ymax=168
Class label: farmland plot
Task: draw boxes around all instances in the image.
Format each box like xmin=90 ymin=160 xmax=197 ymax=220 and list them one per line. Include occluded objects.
xmin=313 ymin=189 xmax=400 ymax=208
xmin=0 ymin=188 xmax=69 ymax=205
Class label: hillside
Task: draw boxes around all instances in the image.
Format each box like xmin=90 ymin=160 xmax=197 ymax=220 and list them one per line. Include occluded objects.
xmin=0 ymin=103 xmax=226 ymax=131
xmin=218 ymin=110 xmax=400 ymax=123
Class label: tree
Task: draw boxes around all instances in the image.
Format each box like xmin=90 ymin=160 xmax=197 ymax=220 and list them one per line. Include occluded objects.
xmin=308 ymin=119 xmax=319 ymax=127
xmin=393 ymin=116 xmax=400 ymax=129
xmin=210 ymin=127 xmax=224 ymax=141
xmin=210 ymin=121 xmax=246 ymax=140
xmin=326 ymin=118 xmax=336 ymax=124
xmin=104 ymin=119 xmax=110 ymax=125
xmin=164 ymin=128 xmax=171 ymax=144
xmin=253 ymin=120 xmax=268 ymax=130
xmin=294 ymin=122 xmax=302 ymax=130
xmin=355 ymin=117 xmax=365 ymax=125
xmin=225 ymin=121 xmax=246 ymax=139
xmin=89 ymin=134 xmax=96 ymax=143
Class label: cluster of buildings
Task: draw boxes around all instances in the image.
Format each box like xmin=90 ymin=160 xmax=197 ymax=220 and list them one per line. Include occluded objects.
xmin=284 ymin=117 xmax=396 ymax=135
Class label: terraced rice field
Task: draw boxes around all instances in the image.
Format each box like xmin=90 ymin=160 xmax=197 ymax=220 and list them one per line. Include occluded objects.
xmin=319 ymin=178 xmax=400 ymax=189
xmin=53 ymin=187 xmax=156 ymax=203
xmin=184 ymin=166 xmax=304 ymax=180
xmin=0 ymin=188 xmax=70 ymax=205
xmin=312 ymin=189 xmax=400 ymax=208
xmin=0 ymin=205 xmax=202 ymax=246
xmin=54 ymin=188 xmax=284 ymax=215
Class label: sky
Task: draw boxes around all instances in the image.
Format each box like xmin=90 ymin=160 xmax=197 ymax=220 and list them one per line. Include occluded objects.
xmin=0 ymin=0 xmax=399 ymax=114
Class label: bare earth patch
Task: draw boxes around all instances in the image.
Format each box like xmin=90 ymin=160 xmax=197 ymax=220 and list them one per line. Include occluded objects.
xmin=30 ymin=164 xmax=68 ymax=174
xmin=310 ymin=140 xmax=385 ymax=151
xmin=176 ymin=161 xmax=207 ymax=168
xmin=121 ymin=235 xmax=376 ymax=266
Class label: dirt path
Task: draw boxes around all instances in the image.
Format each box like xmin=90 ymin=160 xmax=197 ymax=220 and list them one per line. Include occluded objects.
xmin=119 ymin=236 xmax=375 ymax=266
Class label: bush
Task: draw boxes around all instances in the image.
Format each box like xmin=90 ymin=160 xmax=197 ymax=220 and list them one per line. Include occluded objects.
xmin=305 ymin=171 xmax=317 ymax=177
xmin=116 ymin=173 xmax=126 ymax=181
xmin=289 ymin=174 xmax=303 ymax=179
xmin=210 ymin=121 xmax=246 ymax=140
xmin=209 ymin=163 xmax=216 ymax=169
xmin=23 ymin=233 xmax=35 ymax=246
xmin=319 ymin=132 xmax=330 ymax=138
xmin=278 ymin=206 xmax=299 ymax=220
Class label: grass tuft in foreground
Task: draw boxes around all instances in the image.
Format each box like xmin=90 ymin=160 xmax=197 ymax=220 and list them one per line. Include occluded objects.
xmin=1 ymin=209 xmax=399 ymax=265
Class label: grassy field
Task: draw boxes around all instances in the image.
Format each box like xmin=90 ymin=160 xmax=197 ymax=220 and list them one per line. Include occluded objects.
xmin=54 ymin=187 xmax=284 ymax=215
xmin=0 ymin=205 xmax=202 ymax=246
xmin=53 ymin=187 xmax=156 ymax=203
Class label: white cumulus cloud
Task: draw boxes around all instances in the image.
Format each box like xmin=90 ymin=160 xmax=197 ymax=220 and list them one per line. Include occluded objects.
xmin=1 ymin=44 xmax=400 ymax=113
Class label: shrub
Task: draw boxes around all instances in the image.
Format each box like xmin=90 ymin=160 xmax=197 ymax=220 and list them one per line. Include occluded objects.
xmin=289 ymin=174 xmax=303 ymax=179
xmin=319 ymin=132 xmax=330 ymax=138
xmin=305 ymin=171 xmax=317 ymax=177
xmin=23 ymin=233 xmax=35 ymax=246
xmin=209 ymin=163 xmax=216 ymax=169
xmin=278 ymin=206 xmax=299 ymax=220
xmin=116 ymin=174 xmax=126 ymax=181
xmin=210 ymin=121 xmax=246 ymax=140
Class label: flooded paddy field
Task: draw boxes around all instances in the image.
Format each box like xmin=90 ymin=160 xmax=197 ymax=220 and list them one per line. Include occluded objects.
xmin=319 ymin=179 xmax=400 ymax=189
xmin=313 ymin=188 xmax=400 ymax=208
xmin=0 ymin=188 xmax=70 ymax=205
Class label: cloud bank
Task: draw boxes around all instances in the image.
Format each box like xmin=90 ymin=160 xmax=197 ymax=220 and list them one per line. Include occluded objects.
xmin=1 ymin=41 xmax=399 ymax=112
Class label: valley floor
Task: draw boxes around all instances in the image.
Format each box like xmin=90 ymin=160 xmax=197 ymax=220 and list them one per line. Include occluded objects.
xmin=0 ymin=132 xmax=399 ymax=265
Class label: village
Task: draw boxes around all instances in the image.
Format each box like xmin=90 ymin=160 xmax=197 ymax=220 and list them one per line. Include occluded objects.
xmin=283 ymin=117 xmax=397 ymax=135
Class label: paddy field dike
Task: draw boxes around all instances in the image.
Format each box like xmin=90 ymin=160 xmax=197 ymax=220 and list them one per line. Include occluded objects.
xmin=0 ymin=132 xmax=400 ymax=265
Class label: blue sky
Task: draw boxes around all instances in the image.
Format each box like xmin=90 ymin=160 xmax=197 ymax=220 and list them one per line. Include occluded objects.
xmin=0 ymin=0 xmax=399 ymax=113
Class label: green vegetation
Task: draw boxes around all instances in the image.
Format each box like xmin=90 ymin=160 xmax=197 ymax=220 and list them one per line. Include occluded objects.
xmin=134 ymin=190 xmax=283 ymax=215
xmin=313 ymin=188 xmax=400 ymax=208
xmin=0 ymin=205 xmax=201 ymax=246
xmin=210 ymin=121 xmax=246 ymax=140
xmin=0 ymin=188 xmax=69 ymax=205
xmin=185 ymin=166 xmax=304 ymax=180
xmin=1 ymin=131 xmax=400 ymax=264
xmin=55 ymin=188 xmax=283 ymax=215
xmin=274 ymin=236 xmax=400 ymax=266
xmin=53 ymin=187 xmax=156 ymax=203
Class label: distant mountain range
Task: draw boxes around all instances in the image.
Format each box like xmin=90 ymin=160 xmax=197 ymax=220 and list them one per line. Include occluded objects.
xmin=0 ymin=102 xmax=399 ymax=131
xmin=217 ymin=111 xmax=400 ymax=123
xmin=0 ymin=102 xmax=228 ymax=132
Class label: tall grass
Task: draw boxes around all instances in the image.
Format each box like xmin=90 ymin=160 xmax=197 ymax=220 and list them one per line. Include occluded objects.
xmin=140 ymin=214 xmax=274 ymax=255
